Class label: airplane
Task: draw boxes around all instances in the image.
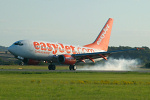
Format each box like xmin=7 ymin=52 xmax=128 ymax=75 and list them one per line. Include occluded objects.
xmin=8 ymin=18 xmax=142 ymax=70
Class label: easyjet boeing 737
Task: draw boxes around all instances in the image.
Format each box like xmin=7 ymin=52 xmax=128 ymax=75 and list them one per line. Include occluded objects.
xmin=8 ymin=18 xmax=141 ymax=70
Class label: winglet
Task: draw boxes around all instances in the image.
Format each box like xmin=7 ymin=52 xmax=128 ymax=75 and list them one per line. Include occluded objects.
xmin=84 ymin=18 xmax=113 ymax=51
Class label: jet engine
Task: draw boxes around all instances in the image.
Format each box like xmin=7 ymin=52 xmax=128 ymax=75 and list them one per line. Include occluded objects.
xmin=58 ymin=54 xmax=76 ymax=65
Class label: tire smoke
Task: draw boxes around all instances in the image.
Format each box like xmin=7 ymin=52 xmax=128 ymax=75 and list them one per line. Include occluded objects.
xmin=78 ymin=58 xmax=140 ymax=71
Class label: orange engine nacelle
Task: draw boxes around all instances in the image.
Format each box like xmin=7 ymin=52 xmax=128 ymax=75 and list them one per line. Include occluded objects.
xmin=58 ymin=54 xmax=76 ymax=65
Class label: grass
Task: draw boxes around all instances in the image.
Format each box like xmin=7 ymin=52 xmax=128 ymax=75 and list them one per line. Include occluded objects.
xmin=0 ymin=68 xmax=150 ymax=100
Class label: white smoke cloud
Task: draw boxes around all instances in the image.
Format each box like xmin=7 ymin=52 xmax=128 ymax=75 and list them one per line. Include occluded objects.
xmin=77 ymin=58 xmax=140 ymax=71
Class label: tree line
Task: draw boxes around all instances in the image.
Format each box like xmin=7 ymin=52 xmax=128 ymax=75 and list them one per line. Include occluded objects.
xmin=0 ymin=46 xmax=7 ymax=52
xmin=108 ymin=46 xmax=149 ymax=64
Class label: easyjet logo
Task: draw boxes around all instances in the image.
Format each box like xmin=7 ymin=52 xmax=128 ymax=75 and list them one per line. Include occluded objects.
xmin=97 ymin=24 xmax=109 ymax=45
xmin=33 ymin=41 xmax=95 ymax=55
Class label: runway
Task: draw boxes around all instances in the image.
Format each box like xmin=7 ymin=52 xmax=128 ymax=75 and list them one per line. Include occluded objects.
xmin=0 ymin=69 xmax=150 ymax=73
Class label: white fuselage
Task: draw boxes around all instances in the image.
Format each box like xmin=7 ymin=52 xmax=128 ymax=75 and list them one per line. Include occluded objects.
xmin=8 ymin=40 xmax=105 ymax=62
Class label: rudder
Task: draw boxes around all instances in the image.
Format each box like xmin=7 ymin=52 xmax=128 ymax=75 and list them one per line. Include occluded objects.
xmin=83 ymin=18 xmax=113 ymax=51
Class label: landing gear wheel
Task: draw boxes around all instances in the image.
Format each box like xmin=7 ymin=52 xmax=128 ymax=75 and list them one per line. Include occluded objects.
xmin=48 ymin=65 xmax=52 ymax=70
xmin=73 ymin=65 xmax=76 ymax=70
xmin=69 ymin=65 xmax=76 ymax=70
xmin=69 ymin=65 xmax=72 ymax=70
xmin=52 ymin=65 xmax=56 ymax=70
xmin=19 ymin=61 xmax=24 ymax=66
xmin=48 ymin=64 xmax=56 ymax=70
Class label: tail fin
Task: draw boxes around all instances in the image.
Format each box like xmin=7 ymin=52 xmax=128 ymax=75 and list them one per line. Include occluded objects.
xmin=83 ymin=18 xmax=113 ymax=51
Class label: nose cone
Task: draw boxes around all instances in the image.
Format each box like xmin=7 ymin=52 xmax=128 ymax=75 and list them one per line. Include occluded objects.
xmin=8 ymin=40 xmax=33 ymax=59
xmin=8 ymin=45 xmax=16 ymax=55
xmin=8 ymin=46 xmax=11 ymax=52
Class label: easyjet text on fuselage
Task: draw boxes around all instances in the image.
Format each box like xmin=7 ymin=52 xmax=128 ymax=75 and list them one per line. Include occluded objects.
xmin=33 ymin=41 xmax=95 ymax=55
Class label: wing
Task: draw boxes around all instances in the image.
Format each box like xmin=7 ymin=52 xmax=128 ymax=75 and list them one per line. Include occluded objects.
xmin=72 ymin=48 xmax=143 ymax=63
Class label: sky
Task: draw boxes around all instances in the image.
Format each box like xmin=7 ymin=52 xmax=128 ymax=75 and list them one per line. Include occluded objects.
xmin=0 ymin=0 xmax=150 ymax=47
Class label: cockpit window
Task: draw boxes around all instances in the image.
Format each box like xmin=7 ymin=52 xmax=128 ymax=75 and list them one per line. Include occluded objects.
xmin=14 ymin=41 xmax=23 ymax=46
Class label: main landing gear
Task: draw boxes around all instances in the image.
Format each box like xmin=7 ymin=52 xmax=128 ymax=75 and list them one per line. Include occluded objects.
xmin=69 ymin=65 xmax=76 ymax=70
xmin=48 ymin=63 xmax=76 ymax=71
xmin=48 ymin=64 xmax=56 ymax=70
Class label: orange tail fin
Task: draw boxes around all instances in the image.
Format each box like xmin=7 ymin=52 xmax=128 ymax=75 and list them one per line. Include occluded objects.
xmin=83 ymin=18 xmax=113 ymax=51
